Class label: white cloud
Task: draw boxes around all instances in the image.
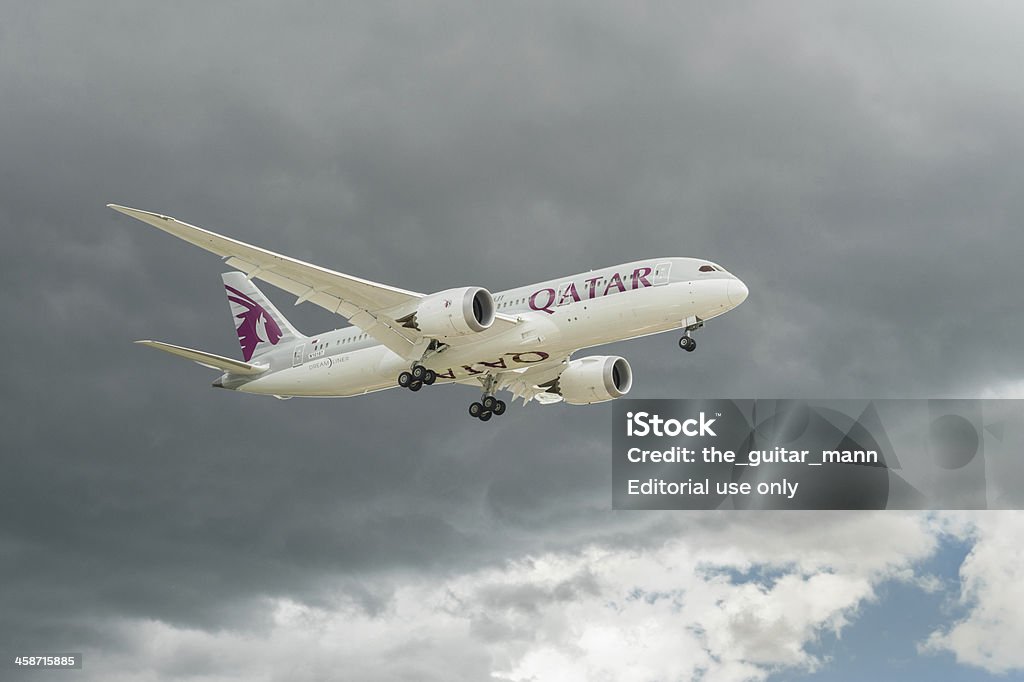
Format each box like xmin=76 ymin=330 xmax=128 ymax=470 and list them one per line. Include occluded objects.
xmin=80 ymin=513 xmax=941 ymax=682
xmin=922 ymin=512 xmax=1024 ymax=674
xmin=979 ymin=379 xmax=1024 ymax=399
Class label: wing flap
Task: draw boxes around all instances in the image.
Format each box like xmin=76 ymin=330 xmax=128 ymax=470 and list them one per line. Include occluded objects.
xmin=136 ymin=340 xmax=268 ymax=375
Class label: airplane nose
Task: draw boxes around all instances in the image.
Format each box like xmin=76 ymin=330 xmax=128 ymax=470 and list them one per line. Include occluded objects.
xmin=727 ymin=279 xmax=749 ymax=306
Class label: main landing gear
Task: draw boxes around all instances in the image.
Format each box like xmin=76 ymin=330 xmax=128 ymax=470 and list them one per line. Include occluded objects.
xmin=469 ymin=375 xmax=506 ymax=422
xmin=397 ymin=363 xmax=507 ymax=421
xmin=678 ymin=317 xmax=703 ymax=353
xmin=397 ymin=364 xmax=437 ymax=392
xmin=469 ymin=395 xmax=507 ymax=422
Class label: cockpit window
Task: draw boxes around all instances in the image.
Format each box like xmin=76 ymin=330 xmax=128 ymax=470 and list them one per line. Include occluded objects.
xmin=699 ymin=265 xmax=715 ymax=272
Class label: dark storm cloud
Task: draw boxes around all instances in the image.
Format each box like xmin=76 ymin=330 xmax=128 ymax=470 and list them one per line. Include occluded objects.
xmin=2 ymin=0 xmax=1023 ymax=677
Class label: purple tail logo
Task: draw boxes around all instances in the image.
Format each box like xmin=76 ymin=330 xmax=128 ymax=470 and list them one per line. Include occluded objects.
xmin=225 ymin=285 xmax=282 ymax=360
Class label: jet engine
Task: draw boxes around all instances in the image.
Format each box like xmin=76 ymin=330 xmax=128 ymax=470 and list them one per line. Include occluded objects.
xmin=411 ymin=287 xmax=496 ymax=337
xmin=557 ymin=356 xmax=633 ymax=405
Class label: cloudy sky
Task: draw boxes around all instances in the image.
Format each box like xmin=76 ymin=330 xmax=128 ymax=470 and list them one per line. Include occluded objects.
xmin=3 ymin=2 xmax=1024 ymax=680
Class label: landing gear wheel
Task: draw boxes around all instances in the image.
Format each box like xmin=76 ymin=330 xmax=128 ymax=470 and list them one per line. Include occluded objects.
xmin=679 ymin=336 xmax=696 ymax=352
xmin=411 ymin=365 xmax=427 ymax=381
xmin=409 ymin=380 xmax=423 ymax=392
xmin=492 ymin=399 xmax=507 ymax=416
xmin=479 ymin=411 xmax=492 ymax=422
xmin=423 ymin=369 xmax=437 ymax=385
xmin=469 ymin=401 xmax=484 ymax=418
xmin=398 ymin=371 xmax=413 ymax=388
xmin=482 ymin=395 xmax=498 ymax=411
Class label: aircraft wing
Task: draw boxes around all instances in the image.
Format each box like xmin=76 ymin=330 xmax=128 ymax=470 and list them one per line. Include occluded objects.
xmin=456 ymin=354 xmax=573 ymax=405
xmin=110 ymin=205 xmax=515 ymax=361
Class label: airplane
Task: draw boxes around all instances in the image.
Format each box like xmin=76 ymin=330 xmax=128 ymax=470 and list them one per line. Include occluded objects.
xmin=109 ymin=204 xmax=748 ymax=421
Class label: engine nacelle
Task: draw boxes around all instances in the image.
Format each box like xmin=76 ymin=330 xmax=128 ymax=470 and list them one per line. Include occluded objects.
xmin=558 ymin=356 xmax=633 ymax=405
xmin=414 ymin=287 xmax=495 ymax=337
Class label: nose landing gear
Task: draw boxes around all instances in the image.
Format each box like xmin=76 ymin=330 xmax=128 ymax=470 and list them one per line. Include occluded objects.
xmin=678 ymin=316 xmax=703 ymax=353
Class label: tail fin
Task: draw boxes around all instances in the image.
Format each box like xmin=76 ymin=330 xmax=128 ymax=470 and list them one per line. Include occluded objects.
xmin=222 ymin=272 xmax=304 ymax=361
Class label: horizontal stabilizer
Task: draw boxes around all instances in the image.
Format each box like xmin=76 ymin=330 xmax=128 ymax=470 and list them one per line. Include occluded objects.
xmin=135 ymin=340 xmax=269 ymax=375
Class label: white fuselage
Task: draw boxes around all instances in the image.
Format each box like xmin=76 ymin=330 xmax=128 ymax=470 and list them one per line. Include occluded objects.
xmin=227 ymin=257 xmax=747 ymax=397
